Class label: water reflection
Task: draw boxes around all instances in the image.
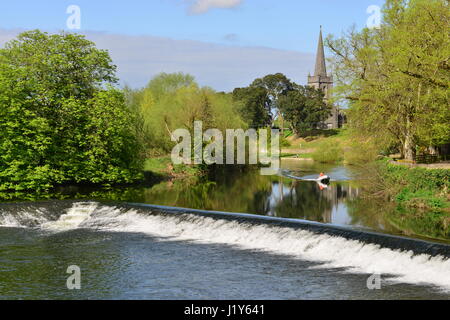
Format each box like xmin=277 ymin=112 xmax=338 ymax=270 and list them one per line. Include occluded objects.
xmin=123 ymin=162 xmax=447 ymax=241
xmin=135 ymin=164 xmax=364 ymax=228
xmin=1 ymin=159 xmax=447 ymax=241
xmin=266 ymin=178 xmax=360 ymax=223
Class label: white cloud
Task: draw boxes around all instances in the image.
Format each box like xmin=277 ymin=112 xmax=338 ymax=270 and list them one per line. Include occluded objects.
xmin=0 ymin=29 xmax=315 ymax=92
xmin=189 ymin=0 xmax=243 ymax=14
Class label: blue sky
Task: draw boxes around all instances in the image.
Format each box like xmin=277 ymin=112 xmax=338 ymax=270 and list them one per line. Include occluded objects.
xmin=0 ymin=0 xmax=385 ymax=90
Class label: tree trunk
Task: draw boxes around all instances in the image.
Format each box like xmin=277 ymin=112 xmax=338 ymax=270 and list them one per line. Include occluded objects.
xmin=403 ymin=114 xmax=416 ymax=161
xmin=403 ymin=117 xmax=415 ymax=161
xmin=403 ymin=135 xmax=415 ymax=161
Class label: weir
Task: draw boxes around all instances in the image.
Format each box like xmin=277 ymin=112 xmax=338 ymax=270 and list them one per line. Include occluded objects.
xmin=1 ymin=200 xmax=450 ymax=290
xmin=124 ymin=202 xmax=450 ymax=258
xmin=1 ymin=200 xmax=449 ymax=258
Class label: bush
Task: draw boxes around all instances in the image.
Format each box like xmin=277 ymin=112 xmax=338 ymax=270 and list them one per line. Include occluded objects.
xmin=310 ymin=140 xmax=344 ymax=163
xmin=381 ymin=161 xmax=450 ymax=192
xmin=375 ymin=159 xmax=450 ymax=210
xmin=280 ymin=138 xmax=291 ymax=148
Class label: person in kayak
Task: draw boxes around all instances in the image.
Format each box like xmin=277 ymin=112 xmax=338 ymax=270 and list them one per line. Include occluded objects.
xmin=317 ymin=172 xmax=330 ymax=184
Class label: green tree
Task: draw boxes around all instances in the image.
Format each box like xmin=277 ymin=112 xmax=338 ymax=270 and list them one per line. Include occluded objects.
xmin=327 ymin=0 xmax=450 ymax=160
xmin=145 ymin=72 xmax=195 ymax=101
xmin=251 ymin=73 xmax=294 ymax=130
xmin=232 ymin=86 xmax=272 ymax=128
xmin=127 ymin=73 xmax=245 ymax=155
xmin=0 ymin=30 xmax=143 ymax=192
xmin=278 ymin=85 xmax=330 ymax=136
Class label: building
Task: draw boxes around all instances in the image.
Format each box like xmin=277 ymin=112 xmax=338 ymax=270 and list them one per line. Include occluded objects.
xmin=307 ymin=27 xmax=340 ymax=129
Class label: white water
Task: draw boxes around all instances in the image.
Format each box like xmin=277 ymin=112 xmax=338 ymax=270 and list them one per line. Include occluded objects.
xmin=1 ymin=202 xmax=450 ymax=291
xmin=0 ymin=207 xmax=51 ymax=228
xmin=41 ymin=202 xmax=98 ymax=231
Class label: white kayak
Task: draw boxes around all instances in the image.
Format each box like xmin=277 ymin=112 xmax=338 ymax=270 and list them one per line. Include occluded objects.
xmin=280 ymin=170 xmax=332 ymax=184
xmin=317 ymin=175 xmax=331 ymax=184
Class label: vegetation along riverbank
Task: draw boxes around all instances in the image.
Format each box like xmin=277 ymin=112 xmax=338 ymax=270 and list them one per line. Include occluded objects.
xmin=0 ymin=0 xmax=448 ymax=239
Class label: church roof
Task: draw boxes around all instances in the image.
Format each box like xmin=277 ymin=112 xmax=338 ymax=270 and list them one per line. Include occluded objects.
xmin=314 ymin=27 xmax=327 ymax=77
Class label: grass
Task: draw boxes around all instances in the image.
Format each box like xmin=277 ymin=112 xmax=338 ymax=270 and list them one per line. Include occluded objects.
xmin=287 ymin=129 xmax=348 ymax=164
xmin=144 ymin=157 xmax=172 ymax=175
xmin=144 ymin=157 xmax=204 ymax=179
xmin=379 ymin=160 xmax=450 ymax=210
xmin=395 ymin=188 xmax=449 ymax=210
xmin=310 ymin=139 xmax=344 ymax=164
xmin=282 ymin=129 xmax=380 ymax=165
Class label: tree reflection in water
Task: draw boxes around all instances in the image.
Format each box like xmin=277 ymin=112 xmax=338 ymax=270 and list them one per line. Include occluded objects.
xmin=1 ymin=164 xmax=447 ymax=241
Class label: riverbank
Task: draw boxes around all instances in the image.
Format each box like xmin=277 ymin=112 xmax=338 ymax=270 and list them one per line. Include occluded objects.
xmin=0 ymin=158 xmax=203 ymax=202
xmin=375 ymin=160 xmax=449 ymax=209
xmin=281 ymin=130 xmax=450 ymax=239
xmin=282 ymin=130 xmax=449 ymax=207
xmin=280 ymin=129 xmax=371 ymax=165
xmin=144 ymin=157 xmax=204 ymax=181
xmin=361 ymin=160 xmax=450 ymax=239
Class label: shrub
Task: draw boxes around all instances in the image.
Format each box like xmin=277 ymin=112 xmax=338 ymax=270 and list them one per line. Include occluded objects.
xmin=310 ymin=140 xmax=344 ymax=163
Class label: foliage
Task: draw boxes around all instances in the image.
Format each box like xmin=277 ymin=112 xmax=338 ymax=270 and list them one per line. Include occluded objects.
xmin=360 ymin=159 xmax=450 ymax=213
xmin=327 ymin=0 xmax=450 ymax=160
xmin=0 ymin=30 xmax=143 ymax=192
xmin=278 ymin=84 xmax=331 ymax=135
xmin=381 ymin=160 xmax=450 ymax=193
xmin=232 ymin=86 xmax=271 ymax=128
xmin=234 ymin=73 xmax=332 ymax=133
xmin=144 ymin=72 xmax=195 ymax=101
xmin=144 ymin=157 xmax=203 ymax=177
xmin=395 ymin=189 xmax=448 ymax=209
xmin=127 ymin=73 xmax=246 ymax=155
xmin=310 ymin=140 xmax=344 ymax=164
xmin=250 ymin=73 xmax=294 ymax=121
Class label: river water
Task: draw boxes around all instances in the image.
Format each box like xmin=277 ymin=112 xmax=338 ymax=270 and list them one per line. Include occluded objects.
xmin=0 ymin=160 xmax=449 ymax=299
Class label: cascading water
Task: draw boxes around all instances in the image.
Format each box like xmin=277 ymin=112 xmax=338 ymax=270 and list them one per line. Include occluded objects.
xmin=1 ymin=201 xmax=449 ymax=292
xmin=41 ymin=202 xmax=98 ymax=231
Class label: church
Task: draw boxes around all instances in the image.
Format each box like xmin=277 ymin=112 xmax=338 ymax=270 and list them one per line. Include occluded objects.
xmin=307 ymin=27 xmax=340 ymax=129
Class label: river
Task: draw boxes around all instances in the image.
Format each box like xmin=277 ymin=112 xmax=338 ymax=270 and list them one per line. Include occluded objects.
xmin=0 ymin=159 xmax=449 ymax=299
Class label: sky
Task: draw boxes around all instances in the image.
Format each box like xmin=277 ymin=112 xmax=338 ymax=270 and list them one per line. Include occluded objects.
xmin=0 ymin=0 xmax=385 ymax=91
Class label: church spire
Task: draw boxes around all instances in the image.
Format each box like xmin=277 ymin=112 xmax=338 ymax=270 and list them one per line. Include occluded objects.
xmin=314 ymin=26 xmax=327 ymax=77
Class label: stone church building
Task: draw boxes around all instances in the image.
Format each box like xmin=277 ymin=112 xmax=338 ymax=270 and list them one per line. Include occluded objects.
xmin=307 ymin=27 xmax=341 ymax=129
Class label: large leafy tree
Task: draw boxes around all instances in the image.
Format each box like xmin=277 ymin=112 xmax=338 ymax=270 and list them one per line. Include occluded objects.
xmin=0 ymin=30 xmax=143 ymax=192
xmin=278 ymin=85 xmax=330 ymax=136
xmin=145 ymin=72 xmax=195 ymax=101
xmin=232 ymin=86 xmax=272 ymax=128
xmin=127 ymin=73 xmax=245 ymax=154
xmin=327 ymin=0 xmax=450 ymax=160
xmin=232 ymin=73 xmax=294 ymax=129
xmin=251 ymin=73 xmax=294 ymax=129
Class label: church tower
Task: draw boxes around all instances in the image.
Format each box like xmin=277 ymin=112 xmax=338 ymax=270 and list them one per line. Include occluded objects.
xmin=308 ymin=27 xmax=338 ymax=129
